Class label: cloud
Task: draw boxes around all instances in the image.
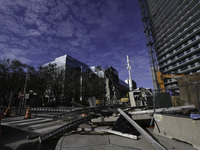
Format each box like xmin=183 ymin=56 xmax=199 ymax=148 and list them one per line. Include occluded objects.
xmin=0 ymin=0 xmax=153 ymax=88
xmin=26 ymin=29 xmax=41 ymax=36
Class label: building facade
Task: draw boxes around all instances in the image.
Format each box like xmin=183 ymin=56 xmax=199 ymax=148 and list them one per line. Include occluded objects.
xmin=43 ymin=55 xmax=90 ymax=103
xmin=91 ymin=66 xmax=133 ymax=101
xmin=140 ymin=0 xmax=200 ymax=89
xmin=43 ymin=55 xmax=89 ymax=73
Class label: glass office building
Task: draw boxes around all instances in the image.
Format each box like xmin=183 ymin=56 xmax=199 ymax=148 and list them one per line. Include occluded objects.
xmin=42 ymin=55 xmax=90 ymax=102
xmin=43 ymin=54 xmax=89 ymax=72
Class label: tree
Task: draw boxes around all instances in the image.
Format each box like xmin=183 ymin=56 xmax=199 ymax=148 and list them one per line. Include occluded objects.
xmin=82 ymin=69 xmax=106 ymax=102
xmin=0 ymin=59 xmax=29 ymax=106
xmin=0 ymin=59 xmax=11 ymax=104
xmin=39 ymin=64 xmax=65 ymax=105
xmin=64 ymin=67 xmax=81 ymax=105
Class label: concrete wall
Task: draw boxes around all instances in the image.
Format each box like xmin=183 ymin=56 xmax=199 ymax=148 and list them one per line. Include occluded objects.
xmin=154 ymin=113 xmax=200 ymax=150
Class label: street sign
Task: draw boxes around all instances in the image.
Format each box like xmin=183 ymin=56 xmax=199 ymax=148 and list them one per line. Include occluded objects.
xmin=18 ymin=92 xmax=26 ymax=98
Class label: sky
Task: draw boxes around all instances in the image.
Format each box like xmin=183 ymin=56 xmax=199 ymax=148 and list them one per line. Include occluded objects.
xmin=0 ymin=0 xmax=153 ymax=89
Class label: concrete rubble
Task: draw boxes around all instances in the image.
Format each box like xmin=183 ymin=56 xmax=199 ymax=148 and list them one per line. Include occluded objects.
xmin=0 ymin=105 xmax=199 ymax=150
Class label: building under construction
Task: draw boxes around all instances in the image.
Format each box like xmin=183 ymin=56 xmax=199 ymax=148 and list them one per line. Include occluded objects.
xmin=139 ymin=0 xmax=200 ymax=89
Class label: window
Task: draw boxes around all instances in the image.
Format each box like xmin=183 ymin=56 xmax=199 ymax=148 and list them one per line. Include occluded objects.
xmin=187 ymin=49 xmax=191 ymax=53
xmin=171 ymin=57 xmax=175 ymax=61
xmin=180 ymin=29 xmax=184 ymax=33
xmin=194 ymin=44 xmax=199 ymax=49
xmin=179 ymin=59 xmax=186 ymax=64
xmin=186 ymin=24 xmax=191 ymax=28
xmin=188 ymin=56 xmax=193 ymax=60
xmin=180 ymin=66 xmax=188 ymax=71
xmin=191 ymin=37 xmax=196 ymax=41
xmin=177 ymin=53 xmax=184 ymax=58
xmin=188 ymin=30 xmax=193 ymax=34
xmin=172 ymin=64 xmax=177 ymax=67
xmin=185 ymin=41 xmax=188 ymax=46
xmin=182 ymin=34 xmax=186 ymax=39
xmin=191 ymin=64 xmax=195 ymax=68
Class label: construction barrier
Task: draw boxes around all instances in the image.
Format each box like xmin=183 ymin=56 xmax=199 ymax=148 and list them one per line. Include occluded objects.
xmin=81 ymin=113 xmax=87 ymax=118
xmin=25 ymin=108 xmax=31 ymax=119
xmin=4 ymin=108 xmax=11 ymax=117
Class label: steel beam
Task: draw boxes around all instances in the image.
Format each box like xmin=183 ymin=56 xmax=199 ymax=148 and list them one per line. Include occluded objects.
xmin=38 ymin=114 xmax=99 ymax=143
xmin=117 ymin=108 xmax=166 ymax=150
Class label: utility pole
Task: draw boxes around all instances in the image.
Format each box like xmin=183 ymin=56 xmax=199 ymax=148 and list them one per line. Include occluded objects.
xmin=127 ymin=55 xmax=133 ymax=91
xmin=23 ymin=74 xmax=28 ymax=107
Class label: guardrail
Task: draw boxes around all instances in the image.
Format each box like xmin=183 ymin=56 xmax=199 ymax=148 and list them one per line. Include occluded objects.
xmin=52 ymin=106 xmax=111 ymax=121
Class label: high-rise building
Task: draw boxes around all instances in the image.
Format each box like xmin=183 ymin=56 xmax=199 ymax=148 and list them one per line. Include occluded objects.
xmin=139 ymin=0 xmax=200 ymax=89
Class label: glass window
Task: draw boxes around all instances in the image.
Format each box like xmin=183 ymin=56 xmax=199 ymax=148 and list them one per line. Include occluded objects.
xmin=191 ymin=37 xmax=196 ymax=41
xmin=194 ymin=45 xmax=199 ymax=49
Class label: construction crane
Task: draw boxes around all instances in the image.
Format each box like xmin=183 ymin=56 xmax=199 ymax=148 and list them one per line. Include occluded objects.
xmin=156 ymin=71 xmax=185 ymax=92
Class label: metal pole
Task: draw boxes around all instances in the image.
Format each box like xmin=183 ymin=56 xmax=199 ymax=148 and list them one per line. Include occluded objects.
xmin=8 ymin=91 xmax=12 ymax=108
xmin=150 ymin=90 xmax=156 ymax=126
xmin=195 ymin=83 xmax=200 ymax=113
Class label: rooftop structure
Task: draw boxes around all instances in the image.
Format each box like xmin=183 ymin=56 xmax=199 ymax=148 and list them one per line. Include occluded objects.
xmin=90 ymin=66 xmax=105 ymax=78
xmin=139 ymin=0 xmax=200 ymax=89
xmin=43 ymin=54 xmax=89 ymax=72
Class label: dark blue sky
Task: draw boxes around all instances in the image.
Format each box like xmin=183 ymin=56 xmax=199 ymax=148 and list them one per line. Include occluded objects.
xmin=0 ymin=0 xmax=153 ymax=88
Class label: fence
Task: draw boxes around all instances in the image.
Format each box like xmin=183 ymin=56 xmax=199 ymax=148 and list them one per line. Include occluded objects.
xmin=152 ymin=81 xmax=200 ymax=112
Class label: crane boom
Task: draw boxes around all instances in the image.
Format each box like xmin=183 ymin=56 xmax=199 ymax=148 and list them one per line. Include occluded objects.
xmin=156 ymin=71 xmax=185 ymax=92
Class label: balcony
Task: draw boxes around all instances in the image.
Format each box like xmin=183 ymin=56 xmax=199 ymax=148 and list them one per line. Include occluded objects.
xmin=157 ymin=25 xmax=199 ymax=56
xmin=157 ymin=15 xmax=200 ymax=55
xmin=162 ymin=53 xmax=200 ymax=74
xmin=153 ymin=0 xmax=187 ymax=38
xmin=155 ymin=1 xmax=200 ymax=41
xmin=151 ymin=0 xmax=169 ymax=20
xmin=152 ymin=1 xmax=177 ymax=30
xmin=157 ymin=35 xmax=200 ymax=61
xmin=159 ymin=45 xmax=200 ymax=69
